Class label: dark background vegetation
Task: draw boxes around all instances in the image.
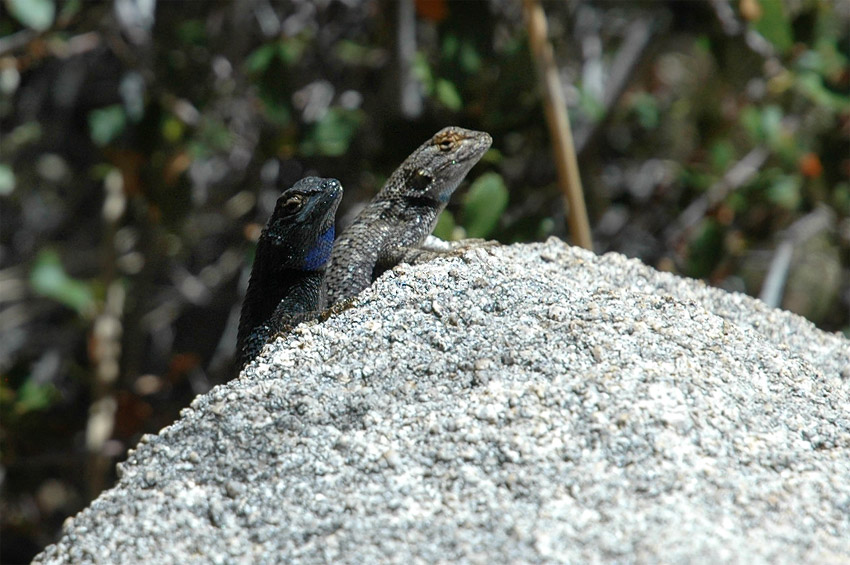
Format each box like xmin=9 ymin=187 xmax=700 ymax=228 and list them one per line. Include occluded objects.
xmin=1 ymin=0 xmax=848 ymax=561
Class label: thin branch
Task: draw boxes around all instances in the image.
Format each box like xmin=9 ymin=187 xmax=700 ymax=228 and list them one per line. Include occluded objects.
xmin=523 ymin=0 xmax=593 ymax=250
xmin=86 ymin=169 xmax=127 ymax=498
xmin=665 ymin=146 xmax=770 ymax=246
xmin=0 ymin=29 xmax=37 ymax=56
xmin=759 ymin=241 xmax=793 ymax=307
xmin=759 ymin=206 xmax=836 ymax=307
xmin=575 ymin=15 xmax=657 ymax=155
xmin=397 ymin=0 xmax=422 ymax=118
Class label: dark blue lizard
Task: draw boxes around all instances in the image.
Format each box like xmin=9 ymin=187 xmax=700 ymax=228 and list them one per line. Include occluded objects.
xmin=236 ymin=177 xmax=342 ymax=369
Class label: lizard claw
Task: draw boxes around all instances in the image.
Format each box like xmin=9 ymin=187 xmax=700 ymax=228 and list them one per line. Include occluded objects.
xmin=319 ymin=297 xmax=359 ymax=321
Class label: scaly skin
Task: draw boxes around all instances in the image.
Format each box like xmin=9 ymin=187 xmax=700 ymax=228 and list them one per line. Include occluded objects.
xmin=323 ymin=126 xmax=492 ymax=306
xmin=236 ymin=177 xmax=342 ymax=368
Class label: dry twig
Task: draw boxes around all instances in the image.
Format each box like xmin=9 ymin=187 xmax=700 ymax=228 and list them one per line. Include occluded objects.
xmin=523 ymin=0 xmax=593 ymax=250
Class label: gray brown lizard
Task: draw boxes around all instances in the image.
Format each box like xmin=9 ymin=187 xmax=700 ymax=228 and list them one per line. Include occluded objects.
xmin=322 ymin=126 xmax=492 ymax=306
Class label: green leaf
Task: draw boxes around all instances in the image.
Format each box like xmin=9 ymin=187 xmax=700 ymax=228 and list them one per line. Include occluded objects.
xmin=433 ymin=210 xmax=457 ymax=240
xmin=813 ymin=34 xmax=849 ymax=78
xmin=162 ymin=115 xmax=184 ymax=143
xmin=435 ymin=78 xmax=463 ymax=111
xmin=260 ymin=94 xmax=292 ymax=126
xmin=442 ymin=35 xmax=459 ymax=59
xmin=728 ymin=192 xmax=748 ymax=213
xmin=740 ymin=106 xmax=762 ymax=142
xmin=89 ymin=105 xmax=126 ymax=146
xmin=278 ymin=37 xmax=306 ymax=65
xmin=245 ymin=44 xmax=278 ymax=74
xmin=694 ymin=35 xmax=712 ymax=54
xmin=480 ymin=147 xmax=503 ymax=165
xmin=536 ymin=217 xmax=556 ymax=240
xmin=767 ymin=174 xmax=802 ymax=210
xmin=177 ymin=19 xmax=206 ymax=45
xmin=57 ymin=0 xmax=81 ymax=22
xmin=6 ymin=0 xmax=55 ymax=31
xmin=196 ymin=117 xmax=233 ymax=153
xmin=459 ymin=41 xmax=482 ymax=74
xmin=742 ymin=104 xmax=786 ymax=147
xmin=246 ymin=38 xmax=306 ymax=74
xmin=0 ymin=164 xmax=15 ymax=195
xmin=301 ymin=108 xmax=362 ymax=157
xmin=30 ymin=249 xmax=96 ymax=317
xmin=709 ymin=140 xmax=735 ymax=173
xmin=579 ymin=87 xmax=605 ymax=122
xmin=631 ymin=92 xmax=659 ymax=130
xmin=686 ymin=219 xmax=723 ymax=279
xmin=833 ymin=182 xmax=850 ymax=216
xmin=681 ymin=168 xmax=713 ymax=193
xmin=462 ymin=172 xmax=508 ymax=238
xmin=753 ymin=0 xmax=793 ymax=54
xmin=16 ymin=378 xmax=59 ymax=414
xmin=797 ymin=72 xmax=850 ymax=111
xmin=334 ymin=40 xmax=383 ymax=66
xmin=412 ymin=52 xmax=435 ymax=93
xmin=760 ymin=105 xmax=783 ymax=146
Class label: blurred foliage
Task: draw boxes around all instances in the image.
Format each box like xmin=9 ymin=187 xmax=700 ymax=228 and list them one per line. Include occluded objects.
xmin=1 ymin=0 xmax=849 ymax=562
xmin=433 ymin=171 xmax=509 ymax=240
xmin=462 ymin=172 xmax=510 ymax=238
xmin=29 ymin=249 xmax=97 ymax=317
xmin=5 ymin=0 xmax=56 ymax=32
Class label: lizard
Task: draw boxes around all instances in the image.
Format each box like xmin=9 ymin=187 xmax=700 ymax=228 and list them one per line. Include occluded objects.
xmin=322 ymin=126 xmax=492 ymax=307
xmin=236 ymin=176 xmax=342 ymax=369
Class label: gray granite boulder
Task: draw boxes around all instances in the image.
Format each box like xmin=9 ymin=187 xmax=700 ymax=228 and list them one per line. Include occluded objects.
xmin=34 ymin=238 xmax=850 ymax=564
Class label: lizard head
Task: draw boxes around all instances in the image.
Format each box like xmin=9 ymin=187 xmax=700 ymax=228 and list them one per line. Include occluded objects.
xmin=262 ymin=176 xmax=343 ymax=271
xmin=390 ymin=126 xmax=492 ymax=205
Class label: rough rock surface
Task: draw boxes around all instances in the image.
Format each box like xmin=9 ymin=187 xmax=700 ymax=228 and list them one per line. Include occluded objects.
xmin=34 ymin=238 xmax=850 ymax=564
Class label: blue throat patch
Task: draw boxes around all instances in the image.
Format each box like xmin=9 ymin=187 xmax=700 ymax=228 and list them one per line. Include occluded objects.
xmin=303 ymin=226 xmax=334 ymax=270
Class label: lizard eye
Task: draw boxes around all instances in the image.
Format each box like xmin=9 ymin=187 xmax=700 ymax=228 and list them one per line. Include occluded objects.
xmin=437 ymin=138 xmax=455 ymax=152
xmin=279 ymin=194 xmax=305 ymax=214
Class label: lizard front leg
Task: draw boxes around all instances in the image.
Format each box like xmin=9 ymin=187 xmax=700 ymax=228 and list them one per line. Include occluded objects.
xmin=392 ymin=237 xmax=499 ymax=266
xmin=370 ymin=239 xmax=499 ymax=282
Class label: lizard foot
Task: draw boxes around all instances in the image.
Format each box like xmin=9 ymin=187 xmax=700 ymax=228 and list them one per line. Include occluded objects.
xmin=404 ymin=237 xmax=499 ymax=265
xmin=319 ymin=297 xmax=359 ymax=321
